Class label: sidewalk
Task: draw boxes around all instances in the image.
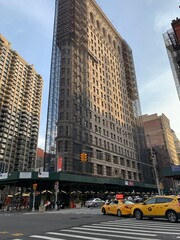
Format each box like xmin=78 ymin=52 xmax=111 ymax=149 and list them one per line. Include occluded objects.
xmin=0 ymin=207 xmax=87 ymax=215
xmin=0 ymin=206 xmax=101 ymax=215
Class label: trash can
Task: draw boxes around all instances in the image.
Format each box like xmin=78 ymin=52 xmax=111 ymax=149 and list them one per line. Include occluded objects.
xmin=39 ymin=205 xmax=45 ymax=213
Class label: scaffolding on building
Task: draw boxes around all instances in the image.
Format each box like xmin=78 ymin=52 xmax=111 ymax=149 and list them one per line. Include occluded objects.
xmin=44 ymin=0 xmax=89 ymax=172
xmin=163 ymin=20 xmax=180 ymax=101
xmin=122 ymin=41 xmax=151 ymax=183
xmin=44 ymin=0 xmax=61 ymax=171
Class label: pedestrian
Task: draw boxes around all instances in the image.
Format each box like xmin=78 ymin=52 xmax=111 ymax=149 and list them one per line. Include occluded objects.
xmin=45 ymin=200 xmax=51 ymax=210
xmin=51 ymin=199 xmax=55 ymax=210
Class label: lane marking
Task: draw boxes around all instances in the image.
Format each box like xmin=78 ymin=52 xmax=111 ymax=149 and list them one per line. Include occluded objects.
xmin=12 ymin=233 xmax=24 ymax=236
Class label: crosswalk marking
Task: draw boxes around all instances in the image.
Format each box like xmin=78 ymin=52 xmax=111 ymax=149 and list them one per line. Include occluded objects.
xmin=92 ymin=222 xmax=180 ymax=232
xmin=31 ymin=235 xmax=65 ymax=240
xmin=61 ymin=229 xmax=161 ymax=240
xmin=71 ymin=226 xmax=157 ymax=236
xmin=85 ymin=223 xmax=180 ymax=235
xmin=101 ymin=220 xmax=180 ymax=228
xmin=47 ymin=232 xmax=111 ymax=240
xmin=29 ymin=218 xmax=180 ymax=240
xmin=99 ymin=221 xmax=180 ymax=227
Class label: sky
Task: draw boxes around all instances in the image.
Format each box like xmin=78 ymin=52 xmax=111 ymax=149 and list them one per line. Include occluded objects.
xmin=0 ymin=0 xmax=180 ymax=149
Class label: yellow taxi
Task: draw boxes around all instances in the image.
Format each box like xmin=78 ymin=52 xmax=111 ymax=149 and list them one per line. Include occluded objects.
xmin=131 ymin=195 xmax=180 ymax=223
xmin=101 ymin=199 xmax=134 ymax=217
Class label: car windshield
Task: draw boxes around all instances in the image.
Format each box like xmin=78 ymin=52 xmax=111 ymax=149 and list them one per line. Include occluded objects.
xmin=124 ymin=200 xmax=134 ymax=204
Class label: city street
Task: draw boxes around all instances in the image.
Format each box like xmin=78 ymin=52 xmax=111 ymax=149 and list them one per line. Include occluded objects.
xmin=0 ymin=208 xmax=180 ymax=240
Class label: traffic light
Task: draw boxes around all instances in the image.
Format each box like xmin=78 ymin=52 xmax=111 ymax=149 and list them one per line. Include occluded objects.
xmin=80 ymin=153 xmax=84 ymax=162
xmin=80 ymin=152 xmax=88 ymax=162
xmin=33 ymin=183 xmax=37 ymax=191
xmin=84 ymin=153 xmax=88 ymax=161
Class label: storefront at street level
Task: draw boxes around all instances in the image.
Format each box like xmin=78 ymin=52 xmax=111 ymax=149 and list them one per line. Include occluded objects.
xmin=0 ymin=171 xmax=157 ymax=210
xmin=162 ymin=165 xmax=180 ymax=194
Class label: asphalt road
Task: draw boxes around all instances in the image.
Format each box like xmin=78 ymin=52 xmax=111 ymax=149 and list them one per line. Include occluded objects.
xmin=0 ymin=207 xmax=180 ymax=240
xmin=0 ymin=207 xmax=115 ymax=239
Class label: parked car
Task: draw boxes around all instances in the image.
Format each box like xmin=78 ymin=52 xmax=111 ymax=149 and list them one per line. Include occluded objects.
xmin=85 ymin=198 xmax=105 ymax=208
xmin=131 ymin=195 xmax=180 ymax=223
xmin=101 ymin=199 xmax=134 ymax=216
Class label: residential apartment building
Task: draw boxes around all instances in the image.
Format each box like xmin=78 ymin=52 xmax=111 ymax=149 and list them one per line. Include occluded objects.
xmin=172 ymin=130 xmax=180 ymax=163
xmin=44 ymin=0 xmax=149 ymax=183
xmin=163 ymin=17 xmax=180 ymax=100
xmin=142 ymin=114 xmax=179 ymax=166
xmin=0 ymin=34 xmax=43 ymax=173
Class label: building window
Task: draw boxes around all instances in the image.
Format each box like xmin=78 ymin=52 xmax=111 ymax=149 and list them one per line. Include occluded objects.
xmin=105 ymin=153 xmax=111 ymax=162
xmin=59 ymin=126 xmax=63 ymax=136
xmin=57 ymin=141 xmax=63 ymax=152
xmin=120 ymin=157 xmax=124 ymax=165
xmin=106 ymin=166 xmax=111 ymax=176
xmin=113 ymin=156 xmax=118 ymax=164
xmin=96 ymin=150 xmax=102 ymax=160
xmin=97 ymin=164 xmax=103 ymax=175
xmin=128 ymin=171 xmax=132 ymax=179
xmin=90 ymin=12 xmax=94 ymax=23
xmin=126 ymin=159 xmax=130 ymax=167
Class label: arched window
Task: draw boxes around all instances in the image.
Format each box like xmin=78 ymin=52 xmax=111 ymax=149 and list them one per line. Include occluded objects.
xmin=90 ymin=12 xmax=94 ymax=23
xmin=113 ymin=40 xmax=116 ymax=49
xmin=118 ymin=46 xmax=121 ymax=54
xmin=102 ymin=27 xmax=106 ymax=37
xmin=108 ymin=34 xmax=112 ymax=44
xmin=96 ymin=20 xmax=100 ymax=30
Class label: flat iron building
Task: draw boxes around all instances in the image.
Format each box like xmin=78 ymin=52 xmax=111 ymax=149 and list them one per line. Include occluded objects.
xmin=45 ymin=0 xmax=148 ymax=183
xmin=0 ymin=34 xmax=43 ymax=173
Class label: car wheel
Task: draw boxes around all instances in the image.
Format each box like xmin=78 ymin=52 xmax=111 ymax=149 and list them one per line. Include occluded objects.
xmin=134 ymin=209 xmax=143 ymax=220
xmin=117 ymin=209 xmax=122 ymax=217
xmin=102 ymin=208 xmax=106 ymax=215
xmin=166 ymin=210 xmax=178 ymax=223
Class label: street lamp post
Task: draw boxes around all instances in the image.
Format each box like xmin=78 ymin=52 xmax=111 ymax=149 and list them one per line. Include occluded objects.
xmin=32 ymin=183 xmax=37 ymax=212
xmin=32 ymin=190 xmax=35 ymax=212
xmin=54 ymin=181 xmax=59 ymax=210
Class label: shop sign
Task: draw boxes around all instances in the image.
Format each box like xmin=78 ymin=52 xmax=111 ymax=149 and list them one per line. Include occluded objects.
xmin=19 ymin=172 xmax=32 ymax=179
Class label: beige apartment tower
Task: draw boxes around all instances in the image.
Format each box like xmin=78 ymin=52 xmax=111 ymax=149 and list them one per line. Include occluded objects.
xmin=45 ymin=0 xmax=148 ymax=183
xmin=142 ymin=113 xmax=179 ymax=166
xmin=0 ymin=34 xmax=43 ymax=173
